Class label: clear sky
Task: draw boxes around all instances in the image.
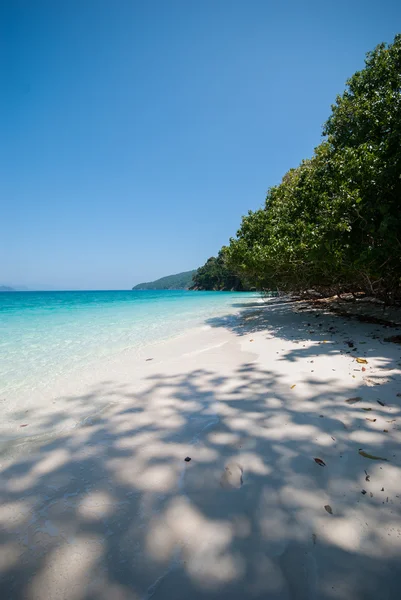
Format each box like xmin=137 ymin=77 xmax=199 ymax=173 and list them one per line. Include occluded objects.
xmin=2 ymin=0 xmax=400 ymax=289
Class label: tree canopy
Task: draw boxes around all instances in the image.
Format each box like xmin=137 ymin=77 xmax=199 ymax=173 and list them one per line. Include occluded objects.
xmin=190 ymin=249 xmax=245 ymax=291
xmin=223 ymin=34 xmax=401 ymax=301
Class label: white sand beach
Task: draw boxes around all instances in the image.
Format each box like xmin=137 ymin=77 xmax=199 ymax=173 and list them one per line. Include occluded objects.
xmin=1 ymin=298 xmax=401 ymax=599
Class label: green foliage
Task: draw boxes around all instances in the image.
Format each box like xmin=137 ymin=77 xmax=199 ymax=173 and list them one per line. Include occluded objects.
xmin=225 ymin=34 xmax=401 ymax=300
xmin=132 ymin=270 xmax=196 ymax=290
xmin=190 ymin=249 xmax=246 ymax=291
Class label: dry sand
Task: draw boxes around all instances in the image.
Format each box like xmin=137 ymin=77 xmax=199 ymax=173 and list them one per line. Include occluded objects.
xmin=1 ymin=298 xmax=401 ymax=599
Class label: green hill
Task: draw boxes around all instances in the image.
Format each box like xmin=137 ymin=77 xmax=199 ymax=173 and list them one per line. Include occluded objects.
xmin=132 ymin=270 xmax=196 ymax=290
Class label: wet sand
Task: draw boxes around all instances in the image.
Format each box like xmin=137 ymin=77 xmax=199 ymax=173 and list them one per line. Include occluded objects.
xmin=1 ymin=298 xmax=401 ymax=599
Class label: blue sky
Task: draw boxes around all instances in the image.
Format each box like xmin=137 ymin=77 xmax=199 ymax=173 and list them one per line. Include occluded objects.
xmin=2 ymin=0 xmax=400 ymax=289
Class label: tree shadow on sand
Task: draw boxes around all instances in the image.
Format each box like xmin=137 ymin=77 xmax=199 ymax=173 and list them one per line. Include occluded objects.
xmin=1 ymin=301 xmax=401 ymax=599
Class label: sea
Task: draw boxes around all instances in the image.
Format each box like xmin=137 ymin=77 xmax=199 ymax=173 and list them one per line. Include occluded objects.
xmin=0 ymin=290 xmax=259 ymax=401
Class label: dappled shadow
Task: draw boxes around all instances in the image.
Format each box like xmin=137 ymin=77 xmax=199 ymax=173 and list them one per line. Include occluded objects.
xmin=1 ymin=302 xmax=401 ymax=599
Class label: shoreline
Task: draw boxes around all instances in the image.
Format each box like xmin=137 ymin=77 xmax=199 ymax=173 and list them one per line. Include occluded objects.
xmin=1 ymin=298 xmax=401 ymax=599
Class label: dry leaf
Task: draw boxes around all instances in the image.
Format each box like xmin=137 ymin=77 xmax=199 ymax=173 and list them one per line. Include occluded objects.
xmin=249 ymin=339 xmax=254 ymax=342
xmin=366 ymin=418 xmax=376 ymax=422
xmin=384 ymin=335 xmax=401 ymax=344
xmin=324 ymin=505 xmax=333 ymax=515
xmin=314 ymin=458 xmax=326 ymax=467
xmin=20 ymin=424 xmax=28 ymax=428
xmin=359 ymin=450 xmax=388 ymax=461
xmin=356 ymin=358 xmax=368 ymax=364
xmin=345 ymin=397 xmax=362 ymax=404
xmin=290 ymin=384 xmax=296 ymax=389
xmin=362 ymin=407 xmax=372 ymax=411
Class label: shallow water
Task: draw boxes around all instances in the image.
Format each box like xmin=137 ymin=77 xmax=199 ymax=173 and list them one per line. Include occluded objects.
xmin=0 ymin=290 xmax=259 ymax=400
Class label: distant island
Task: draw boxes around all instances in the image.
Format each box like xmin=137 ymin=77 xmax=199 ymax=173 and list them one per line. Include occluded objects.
xmin=0 ymin=285 xmax=15 ymax=292
xmin=132 ymin=270 xmax=196 ymax=290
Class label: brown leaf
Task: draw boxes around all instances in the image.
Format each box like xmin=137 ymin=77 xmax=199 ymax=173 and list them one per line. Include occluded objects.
xmin=359 ymin=450 xmax=388 ymax=461
xmin=290 ymin=384 xmax=296 ymax=389
xmin=324 ymin=505 xmax=333 ymax=515
xmin=249 ymin=339 xmax=254 ymax=342
xmin=314 ymin=458 xmax=326 ymax=467
xmin=345 ymin=397 xmax=362 ymax=404
xmin=356 ymin=358 xmax=368 ymax=364
xmin=384 ymin=335 xmax=401 ymax=344
xmin=20 ymin=424 xmax=28 ymax=428
xmin=362 ymin=407 xmax=372 ymax=411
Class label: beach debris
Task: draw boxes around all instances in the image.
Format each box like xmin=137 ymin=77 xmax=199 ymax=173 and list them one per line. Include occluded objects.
xmin=145 ymin=358 xmax=153 ymax=361
xmin=384 ymin=335 xmax=401 ymax=344
xmin=314 ymin=458 xmax=326 ymax=467
xmin=381 ymin=487 xmax=384 ymax=491
xmin=249 ymin=339 xmax=254 ymax=342
xmin=331 ymin=436 xmax=336 ymax=441
xmin=377 ymin=400 xmax=385 ymax=406
xmin=362 ymin=407 xmax=372 ymax=411
xmin=345 ymin=340 xmax=355 ymax=347
xmin=290 ymin=384 xmax=296 ymax=389
xmin=345 ymin=396 xmax=362 ymax=404
xmin=359 ymin=450 xmax=388 ymax=461
xmin=20 ymin=424 xmax=28 ymax=427
xmin=356 ymin=358 xmax=368 ymax=364
xmin=324 ymin=505 xmax=333 ymax=515
xmin=312 ymin=533 xmax=317 ymax=545
xmin=383 ymin=429 xmax=389 ymax=433
xmin=387 ymin=419 xmax=396 ymax=423
xmin=366 ymin=418 xmax=376 ymax=422
xmin=364 ymin=470 xmax=370 ymax=481
xmin=361 ymin=489 xmax=367 ymax=495
xmin=184 ymin=457 xmax=191 ymax=462
xmin=370 ymin=492 xmax=373 ymax=497
xmin=362 ymin=367 xmax=367 ymax=372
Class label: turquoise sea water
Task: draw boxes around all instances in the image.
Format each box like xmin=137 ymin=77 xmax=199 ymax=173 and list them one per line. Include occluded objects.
xmin=0 ymin=290 xmax=258 ymax=399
